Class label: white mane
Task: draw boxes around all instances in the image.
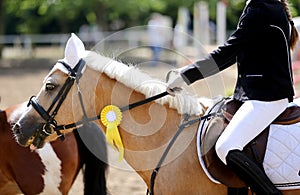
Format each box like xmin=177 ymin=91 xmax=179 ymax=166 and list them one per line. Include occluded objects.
xmin=85 ymin=51 xmax=208 ymax=116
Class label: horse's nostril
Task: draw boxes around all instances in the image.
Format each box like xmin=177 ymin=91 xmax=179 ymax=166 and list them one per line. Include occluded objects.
xmin=13 ymin=124 xmax=21 ymax=135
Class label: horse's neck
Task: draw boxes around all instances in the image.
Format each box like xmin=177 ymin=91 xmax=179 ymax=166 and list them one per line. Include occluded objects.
xmin=92 ymin=70 xmax=185 ymax=181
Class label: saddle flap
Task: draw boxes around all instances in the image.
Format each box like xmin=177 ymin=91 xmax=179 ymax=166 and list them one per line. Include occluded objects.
xmin=200 ymin=116 xmax=246 ymax=188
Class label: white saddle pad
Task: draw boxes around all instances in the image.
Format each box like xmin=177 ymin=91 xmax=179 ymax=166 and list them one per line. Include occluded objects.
xmin=264 ymin=122 xmax=300 ymax=190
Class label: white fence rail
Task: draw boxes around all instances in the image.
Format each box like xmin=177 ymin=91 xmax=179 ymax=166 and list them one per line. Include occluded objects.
xmin=0 ymin=30 xmax=151 ymax=59
xmin=0 ymin=29 xmax=206 ymax=61
xmin=0 ymin=30 xmax=147 ymax=47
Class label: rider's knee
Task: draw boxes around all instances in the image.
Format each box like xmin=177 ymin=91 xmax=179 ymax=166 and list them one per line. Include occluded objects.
xmin=215 ymin=139 xmax=242 ymax=165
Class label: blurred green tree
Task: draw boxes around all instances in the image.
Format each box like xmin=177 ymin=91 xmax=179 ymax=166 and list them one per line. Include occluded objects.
xmin=1 ymin=0 xmax=299 ymax=34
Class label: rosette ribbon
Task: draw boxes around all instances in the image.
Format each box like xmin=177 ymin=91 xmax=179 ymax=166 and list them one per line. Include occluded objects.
xmin=100 ymin=105 xmax=124 ymax=161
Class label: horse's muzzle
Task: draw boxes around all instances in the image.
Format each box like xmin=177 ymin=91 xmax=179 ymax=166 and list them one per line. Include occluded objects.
xmin=30 ymin=124 xmax=52 ymax=148
xmin=31 ymin=135 xmax=46 ymax=149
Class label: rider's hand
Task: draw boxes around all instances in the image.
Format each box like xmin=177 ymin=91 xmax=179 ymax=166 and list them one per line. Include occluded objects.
xmin=166 ymin=70 xmax=185 ymax=96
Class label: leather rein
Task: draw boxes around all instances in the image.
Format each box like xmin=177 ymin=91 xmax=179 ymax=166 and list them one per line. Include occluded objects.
xmin=27 ymin=59 xmax=170 ymax=146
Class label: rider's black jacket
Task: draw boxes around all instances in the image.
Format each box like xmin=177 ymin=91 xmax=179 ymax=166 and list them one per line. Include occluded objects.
xmin=180 ymin=0 xmax=294 ymax=102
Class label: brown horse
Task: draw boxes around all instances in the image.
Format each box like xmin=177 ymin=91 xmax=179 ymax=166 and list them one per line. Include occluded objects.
xmin=1 ymin=102 xmax=107 ymax=194
xmin=12 ymin=34 xmax=300 ymax=194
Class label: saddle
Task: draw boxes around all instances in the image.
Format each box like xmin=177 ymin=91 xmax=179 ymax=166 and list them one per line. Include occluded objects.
xmin=201 ymin=98 xmax=300 ymax=188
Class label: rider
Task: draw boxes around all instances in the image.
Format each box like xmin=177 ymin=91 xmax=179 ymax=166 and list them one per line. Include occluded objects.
xmin=167 ymin=0 xmax=298 ymax=194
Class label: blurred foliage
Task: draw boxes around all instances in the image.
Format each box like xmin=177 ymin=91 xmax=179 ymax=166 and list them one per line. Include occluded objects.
xmin=1 ymin=0 xmax=300 ymax=34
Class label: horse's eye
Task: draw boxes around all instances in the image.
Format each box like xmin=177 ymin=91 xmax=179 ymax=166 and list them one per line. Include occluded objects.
xmin=45 ymin=83 xmax=56 ymax=91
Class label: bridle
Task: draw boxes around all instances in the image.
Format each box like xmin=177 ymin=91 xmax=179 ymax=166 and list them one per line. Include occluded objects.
xmin=28 ymin=59 xmax=89 ymax=145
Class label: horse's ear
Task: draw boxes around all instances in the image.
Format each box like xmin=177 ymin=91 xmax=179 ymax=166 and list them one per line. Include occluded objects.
xmin=64 ymin=33 xmax=85 ymax=69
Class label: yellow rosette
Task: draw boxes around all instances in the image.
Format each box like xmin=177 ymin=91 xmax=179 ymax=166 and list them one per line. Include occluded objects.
xmin=100 ymin=105 xmax=124 ymax=161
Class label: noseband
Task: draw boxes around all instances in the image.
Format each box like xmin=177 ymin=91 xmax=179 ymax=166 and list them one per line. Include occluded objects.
xmin=28 ymin=59 xmax=86 ymax=143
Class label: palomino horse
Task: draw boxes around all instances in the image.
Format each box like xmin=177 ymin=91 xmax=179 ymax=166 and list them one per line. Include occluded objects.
xmin=12 ymin=34 xmax=300 ymax=194
xmin=1 ymin=102 xmax=107 ymax=194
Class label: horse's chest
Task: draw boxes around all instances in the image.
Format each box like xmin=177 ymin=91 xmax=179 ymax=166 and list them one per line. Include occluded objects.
xmin=34 ymin=143 xmax=62 ymax=194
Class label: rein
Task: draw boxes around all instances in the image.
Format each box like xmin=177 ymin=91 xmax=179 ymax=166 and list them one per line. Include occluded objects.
xmin=27 ymin=59 xmax=170 ymax=145
xmin=53 ymin=92 xmax=170 ymax=132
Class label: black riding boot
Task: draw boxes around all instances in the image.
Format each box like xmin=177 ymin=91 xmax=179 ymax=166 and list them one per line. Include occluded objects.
xmin=226 ymin=150 xmax=282 ymax=195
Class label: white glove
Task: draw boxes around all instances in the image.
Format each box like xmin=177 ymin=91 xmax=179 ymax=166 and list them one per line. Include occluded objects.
xmin=166 ymin=69 xmax=185 ymax=96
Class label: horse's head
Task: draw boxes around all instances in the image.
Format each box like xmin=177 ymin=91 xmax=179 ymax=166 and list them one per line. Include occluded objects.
xmin=13 ymin=34 xmax=88 ymax=149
